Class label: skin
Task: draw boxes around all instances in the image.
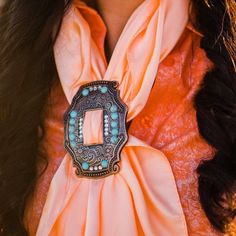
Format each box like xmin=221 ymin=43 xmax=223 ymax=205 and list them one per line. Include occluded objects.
xmin=85 ymin=0 xmax=145 ymax=59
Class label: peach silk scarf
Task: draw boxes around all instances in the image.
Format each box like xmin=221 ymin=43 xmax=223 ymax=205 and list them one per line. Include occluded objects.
xmin=36 ymin=0 xmax=190 ymax=235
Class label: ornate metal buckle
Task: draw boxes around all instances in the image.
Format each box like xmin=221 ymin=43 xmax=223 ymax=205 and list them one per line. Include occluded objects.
xmin=64 ymin=81 xmax=128 ymax=178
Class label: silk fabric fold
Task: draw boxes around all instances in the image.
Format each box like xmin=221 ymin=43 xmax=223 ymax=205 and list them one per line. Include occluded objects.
xmin=36 ymin=0 xmax=190 ymax=235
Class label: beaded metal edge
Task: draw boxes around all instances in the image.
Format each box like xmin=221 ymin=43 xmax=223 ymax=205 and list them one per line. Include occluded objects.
xmin=64 ymin=81 xmax=128 ymax=179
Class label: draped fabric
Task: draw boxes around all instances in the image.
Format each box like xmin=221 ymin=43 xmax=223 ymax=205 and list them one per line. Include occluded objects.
xmin=34 ymin=0 xmax=192 ymax=235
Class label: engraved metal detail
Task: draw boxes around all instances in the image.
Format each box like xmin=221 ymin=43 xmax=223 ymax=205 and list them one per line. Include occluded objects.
xmin=64 ymin=81 xmax=128 ymax=178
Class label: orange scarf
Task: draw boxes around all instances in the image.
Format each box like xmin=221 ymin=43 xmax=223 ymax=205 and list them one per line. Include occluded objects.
xmin=36 ymin=0 xmax=190 ymax=235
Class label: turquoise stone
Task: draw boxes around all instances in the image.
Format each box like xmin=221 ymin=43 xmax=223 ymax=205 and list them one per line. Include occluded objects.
xmin=111 ymin=121 xmax=118 ymax=128
xmin=111 ymin=112 xmax=118 ymax=120
xmin=69 ymin=133 xmax=76 ymax=141
xmin=82 ymin=162 xmax=89 ymax=170
xmin=101 ymin=160 xmax=108 ymax=168
xmin=111 ymin=136 xmax=118 ymax=144
xmin=82 ymin=88 xmax=89 ymax=96
xmin=111 ymin=129 xmax=119 ymax=135
xmin=110 ymin=105 xmax=118 ymax=112
xmin=70 ymin=110 xmax=77 ymax=118
xmin=100 ymin=86 xmax=108 ymax=94
xmin=70 ymin=141 xmax=76 ymax=148
xmin=69 ymin=126 xmax=75 ymax=132
xmin=69 ymin=118 xmax=76 ymax=125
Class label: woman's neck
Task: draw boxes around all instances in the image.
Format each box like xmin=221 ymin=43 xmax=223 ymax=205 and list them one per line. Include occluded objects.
xmin=85 ymin=0 xmax=144 ymax=60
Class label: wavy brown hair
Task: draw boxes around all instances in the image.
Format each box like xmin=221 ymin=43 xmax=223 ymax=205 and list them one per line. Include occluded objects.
xmin=192 ymin=0 xmax=236 ymax=231
xmin=0 ymin=0 xmax=235 ymax=235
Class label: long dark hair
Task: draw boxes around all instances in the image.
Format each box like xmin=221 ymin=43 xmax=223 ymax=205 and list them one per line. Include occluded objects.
xmin=0 ymin=0 xmax=71 ymax=235
xmin=0 ymin=0 xmax=235 ymax=235
xmin=192 ymin=0 xmax=236 ymax=232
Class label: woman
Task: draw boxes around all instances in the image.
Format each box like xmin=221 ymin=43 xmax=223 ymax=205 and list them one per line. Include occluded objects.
xmin=0 ymin=0 xmax=235 ymax=235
